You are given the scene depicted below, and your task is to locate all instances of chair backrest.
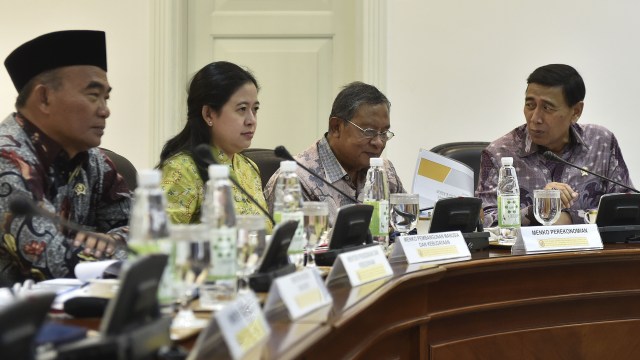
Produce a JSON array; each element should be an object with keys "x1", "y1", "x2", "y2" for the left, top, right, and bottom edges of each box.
[
  {"x1": 241, "y1": 148, "x2": 282, "y2": 189},
  {"x1": 101, "y1": 148, "x2": 138, "y2": 190},
  {"x1": 0, "y1": 292, "x2": 56, "y2": 360},
  {"x1": 430, "y1": 142, "x2": 489, "y2": 189}
]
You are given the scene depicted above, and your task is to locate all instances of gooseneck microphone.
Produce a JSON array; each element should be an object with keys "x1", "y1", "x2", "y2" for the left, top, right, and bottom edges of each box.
[
  {"x1": 9, "y1": 197, "x2": 124, "y2": 251},
  {"x1": 542, "y1": 150, "x2": 639, "y2": 193},
  {"x1": 274, "y1": 145, "x2": 359, "y2": 204},
  {"x1": 11, "y1": 197, "x2": 100, "y2": 234},
  {"x1": 193, "y1": 144, "x2": 276, "y2": 225}
]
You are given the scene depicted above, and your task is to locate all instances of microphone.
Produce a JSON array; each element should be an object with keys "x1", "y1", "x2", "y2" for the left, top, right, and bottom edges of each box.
[
  {"x1": 193, "y1": 144, "x2": 275, "y2": 225},
  {"x1": 11, "y1": 197, "x2": 100, "y2": 234},
  {"x1": 274, "y1": 146, "x2": 360, "y2": 204},
  {"x1": 542, "y1": 151, "x2": 639, "y2": 193},
  {"x1": 9, "y1": 197, "x2": 125, "y2": 252}
]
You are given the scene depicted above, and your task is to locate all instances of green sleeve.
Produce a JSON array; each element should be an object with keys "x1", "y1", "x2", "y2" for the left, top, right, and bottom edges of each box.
[{"x1": 160, "y1": 154, "x2": 204, "y2": 224}]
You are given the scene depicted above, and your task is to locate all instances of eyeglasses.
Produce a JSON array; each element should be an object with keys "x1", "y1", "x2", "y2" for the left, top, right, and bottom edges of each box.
[{"x1": 344, "y1": 119, "x2": 395, "y2": 142}]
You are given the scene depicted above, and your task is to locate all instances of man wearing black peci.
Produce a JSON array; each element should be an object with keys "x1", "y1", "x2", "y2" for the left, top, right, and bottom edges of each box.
[{"x1": 0, "y1": 30, "x2": 130, "y2": 286}]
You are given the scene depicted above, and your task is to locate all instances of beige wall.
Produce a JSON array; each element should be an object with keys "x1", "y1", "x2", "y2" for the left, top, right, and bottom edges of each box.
[
  {"x1": 0, "y1": 0, "x2": 151, "y2": 170},
  {"x1": 386, "y1": 0, "x2": 640, "y2": 189}
]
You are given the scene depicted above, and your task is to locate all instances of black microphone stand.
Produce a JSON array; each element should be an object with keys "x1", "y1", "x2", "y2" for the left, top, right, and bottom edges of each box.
[
  {"x1": 274, "y1": 146, "x2": 360, "y2": 204},
  {"x1": 193, "y1": 144, "x2": 276, "y2": 226},
  {"x1": 9, "y1": 197, "x2": 130, "y2": 255},
  {"x1": 543, "y1": 151, "x2": 639, "y2": 193}
]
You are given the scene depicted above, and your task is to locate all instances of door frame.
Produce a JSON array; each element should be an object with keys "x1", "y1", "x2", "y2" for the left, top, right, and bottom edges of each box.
[{"x1": 148, "y1": 0, "x2": 387, "y2": 166}]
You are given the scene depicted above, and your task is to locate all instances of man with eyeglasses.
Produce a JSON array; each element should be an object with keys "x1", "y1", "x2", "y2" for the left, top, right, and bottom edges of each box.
[{"x1": 264, "y1": 81, "x2": 405, "y2": 226}]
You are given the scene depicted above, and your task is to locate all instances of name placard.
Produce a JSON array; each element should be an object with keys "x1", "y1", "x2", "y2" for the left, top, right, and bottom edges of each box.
[
  {"x1": 326, "y1": 245, "x2": 393, "y2": 287},
  {"x1": 389, "y1": 232, "x2": 471, "y2": 264},
  {"x1": 263, "y1": 267, "x2": 332, "y2": 321},
  {"x1": 511, "y1": 224, "x2": 603, "y2": 254},
  {"x1": 211, "y1": 292, "x2": 270, "y2": 360}
]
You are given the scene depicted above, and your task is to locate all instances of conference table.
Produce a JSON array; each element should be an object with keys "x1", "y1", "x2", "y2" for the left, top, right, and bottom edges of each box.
[
  {"x1": 61, "y1": 243, "x2": 640, "y2": 359},
  {"x1": 260, "y1": 243, "x2": 640, "y2": 359}
]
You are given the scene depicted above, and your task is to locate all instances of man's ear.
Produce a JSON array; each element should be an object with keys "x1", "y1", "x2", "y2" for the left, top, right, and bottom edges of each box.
[
  {"x1": 328, "y1": 117, "x2": 343, "y2": 136},
  {"x1": 33, "y1": 84, "x2": 51, "y2": 113},
  {"x1": 571, "y1": 101, "x2": 584, "y2": 124}
]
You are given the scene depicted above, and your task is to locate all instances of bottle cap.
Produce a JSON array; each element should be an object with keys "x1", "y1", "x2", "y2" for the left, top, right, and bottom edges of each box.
[
  {"x1": 501, "y1": 157, "x2": 513, "y2": 166},
  {"x1": 137, "y1": 169, "x2": 161, "y2": 186},
  {"x1": 369, "y1": 157, "x2": 383, "y2": 167},
  {"x1": 208, "y1": 164, "x2": 229, "y2": 179},
  {"x1": 280, "y1": 160, "x2": 297, "y2": 172}
]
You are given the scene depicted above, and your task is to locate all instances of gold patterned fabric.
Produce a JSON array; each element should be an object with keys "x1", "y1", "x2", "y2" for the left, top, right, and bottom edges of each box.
[{"x1": 160, "y1": 146, "x2": 272, "y2": 232}]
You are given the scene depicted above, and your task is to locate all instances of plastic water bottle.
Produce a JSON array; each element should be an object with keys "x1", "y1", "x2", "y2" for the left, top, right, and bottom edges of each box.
[
  {"x1": 199, "y1": 164, "x2": 237, "y2": 310},
  {"x1": 127, "y1": 169, "x2": 174, "y2": 305},
  {"x1": 273, "y1": 160, "x2": 305, "y2": 267},
  {"x1": 497, "y1": 157, "x2": 520, "y2": 243},
  {"x1": 363, "y1": 157, "x2": 390, "y2": 249}
]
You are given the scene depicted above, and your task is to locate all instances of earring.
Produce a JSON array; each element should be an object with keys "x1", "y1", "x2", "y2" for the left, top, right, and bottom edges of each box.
[{"x1": 207, "y1": 121, "x2": 212, "y2": 126}]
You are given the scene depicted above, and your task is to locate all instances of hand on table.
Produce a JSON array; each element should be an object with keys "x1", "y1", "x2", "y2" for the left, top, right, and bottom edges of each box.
[{"x1": 73, "y1": 232, "x2": 117, "y2": 259}]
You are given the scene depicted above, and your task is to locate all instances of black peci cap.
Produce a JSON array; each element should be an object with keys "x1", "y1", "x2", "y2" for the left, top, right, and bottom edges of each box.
[{"x1": 4, "y1": 30, "x2": 107, "y2": 92}]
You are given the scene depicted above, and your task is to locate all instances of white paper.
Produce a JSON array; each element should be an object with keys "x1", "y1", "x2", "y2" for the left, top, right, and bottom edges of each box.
[
  {"x1": 50, "y1": 285, "x2": 91, "y2": 311},
  {"x1": 411, "y1": 149, "x2": 475, "y2": 209},
  {"x1": 38, "y1": 260, "x2": 121, "y2": 310},
  {"x1": 34, "y1": 278, "x2": 83, "y2": 289},
  {"x1": 74, "y1": 260, "x2": 120, "y2": 282}
]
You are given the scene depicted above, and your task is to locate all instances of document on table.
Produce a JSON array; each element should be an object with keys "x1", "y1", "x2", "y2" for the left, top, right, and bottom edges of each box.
[{"x1": 412, "y1": 149, "x2": 475, "y2": 209}]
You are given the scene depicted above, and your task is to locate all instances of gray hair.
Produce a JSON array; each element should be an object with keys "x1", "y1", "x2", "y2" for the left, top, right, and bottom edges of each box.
[
  {"x1": 329, "y1": 81, "x2": 390, "y2": 124},
  {"x1": 15, "y1": 68, "x2": 63, "y2": 109}
]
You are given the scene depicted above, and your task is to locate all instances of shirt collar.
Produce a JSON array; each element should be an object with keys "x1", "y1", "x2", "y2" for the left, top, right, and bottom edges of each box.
[
  {"x1": 210, "y1": 145, "x2": 232, "y2": 166},
  {"x1": 520, "y1": 123, "x2": 588, "y2": 158},
  {"x1": 15, "y1": 112, "x2": 88, "y2": 169},
  {"x1": 318, "y1": 135, "x2": 368, "y2": 184},
  {"x1": 208, "y1": 144, "x2": 252, "y2": 182},
  {"x1": 318, "y1": 135, "x2": 348, "y2": 183}
]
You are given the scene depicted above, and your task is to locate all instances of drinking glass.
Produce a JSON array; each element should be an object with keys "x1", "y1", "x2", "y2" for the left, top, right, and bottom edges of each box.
[
  {"x1": 302, "y1": 201, "x2": 329, "y2": 267},
  {"x1": 236, "y1": 215, "x2": 267, "y2": 292},
  {"x1": 390, "y1": 193, "x2": 420, "y2": 235},
  {"x1": 533, "y1": 189, "x2": 562, "y2": 226},
  {"x1": 171, "y1": 224, "x2": 208, "y2": 329}
]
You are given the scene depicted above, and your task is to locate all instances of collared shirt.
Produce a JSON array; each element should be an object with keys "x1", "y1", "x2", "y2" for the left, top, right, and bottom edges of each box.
[
  {"x1": 264, "y1": 135, "x2": 406, "y2": 227},
  {"x1": 0, "y1": 113, "x2": 131, "y2": 286},
  {"x1": 476, "y1": 123, "x2": 633, "y2": 227},
  {"x1": 160, "y1": 146, "x2": 272, "y2": 232}
]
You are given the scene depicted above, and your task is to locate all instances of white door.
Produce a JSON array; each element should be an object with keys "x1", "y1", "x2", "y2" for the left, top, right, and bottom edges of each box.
[{"x1": 186, "y1": 0, "x2": 358, "y2": 155}]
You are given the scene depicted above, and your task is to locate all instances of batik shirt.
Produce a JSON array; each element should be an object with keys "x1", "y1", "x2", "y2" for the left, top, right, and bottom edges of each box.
[
  {"x1": 264, "y1": 135, "x2": 406, "y2": 227},
  {"x1": 0, "y1": 113, "x2": 131, "y2": 286},
  {"x1": 160, "y1": 146, "x2": 272, "y2": 232},
  {"x1": 476, "y1": 123, "x2": 633, "y2": 227}
]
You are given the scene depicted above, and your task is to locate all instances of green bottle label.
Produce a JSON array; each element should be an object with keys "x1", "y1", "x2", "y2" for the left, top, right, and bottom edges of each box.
[
  {"x1": 364, "y1": 200, "x2": 390, "y2": 236},
  {"x1": 209, "y1": 227, "x2": 237, "y2": 281},
  {"x1": 498, "y1": 195, "x2": 521, "y2": 227}
]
